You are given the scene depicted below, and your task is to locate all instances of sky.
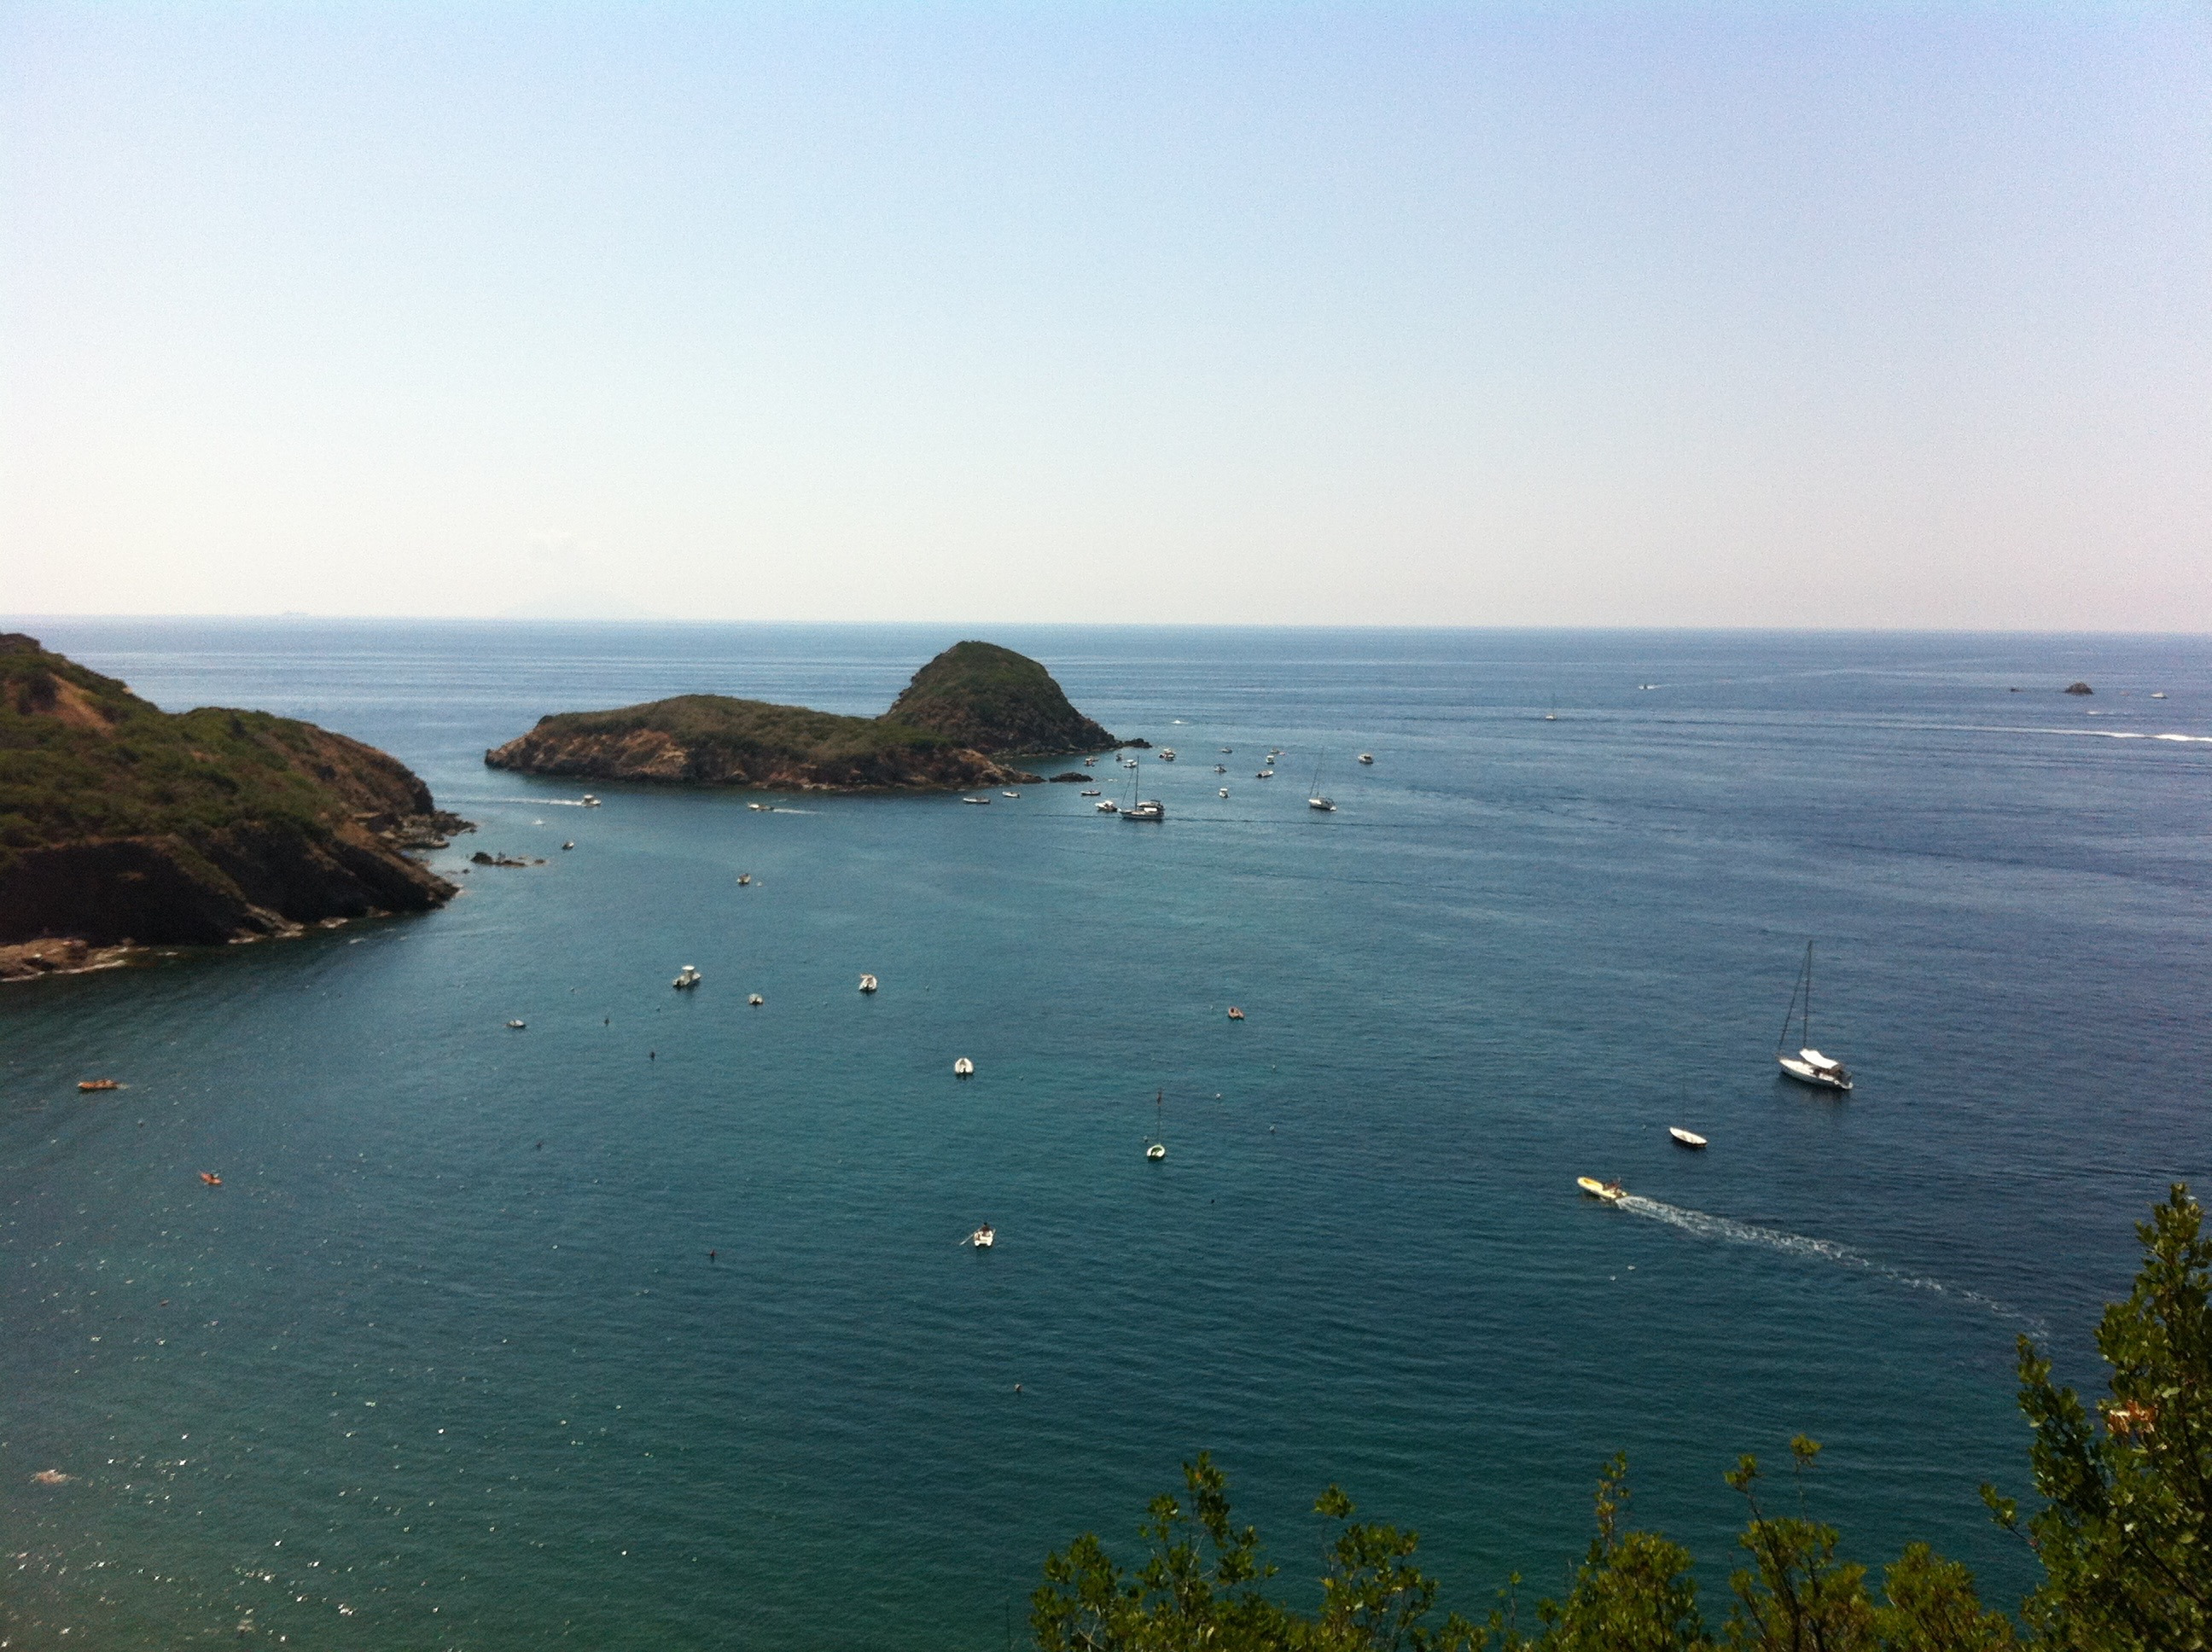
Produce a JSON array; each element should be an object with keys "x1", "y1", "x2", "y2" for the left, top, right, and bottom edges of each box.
[{"x1": 3, "y1": 3, "x2": 2207, "y2": 628}]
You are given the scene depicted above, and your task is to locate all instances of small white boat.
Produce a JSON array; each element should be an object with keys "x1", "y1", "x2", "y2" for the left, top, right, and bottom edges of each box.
[
  {"x1": 580, "y1": 794, "x2": 602, "y2": 807},
  {"x1": 1146, "y1": 1142, "x2": 1167, "y2": 1161},
  {"x1": 953, "y1": 1056, "x2": 975, "y2": 1077},
  {"x1": 969, "y1": 1224, "x2": 994, "y2": 1248},
  {"x1": 859, "y1": 974, "x2": 878, "y2": 994},
  {"x1": 1576, "y1": 1176, "x2": 1625, "y2": 1202},
  {"x1": 1213, "y1": 765, "x2": 1227, "y2": 774},
  {"x1": 1080, "y1": 788, "x2": 1102, "y2": 796},
  {"x1": 962, "y1": 796, "x2": 992, "y2": 805},
  {"x1": 1220, "y1": 747, "x2": 1233, "y2": 753},
  {"x1": 1219, "y1": 788, "x2": 1230, "y2": 798},
  {"x1": 1358, "y1": 753, "x2": 1374, "y2": 765},
  {"x1": 1095, "y1": 799, "x2": 1119, "y2": 813},
  {"x1": 562, "y1": 840, "x2": 575, "y2": 850},
  {"x1": 1307, "y1": 795, "x2": 1335, "y2": 811},
  {"x1": 1001, "y1": 790, "x2": 1021, "y2": 799},
  {"x1": 748, "y1": 993, "x2": 764, "y2": 1006},
  {"x1": 1255, "y1": 769, "x2": 1275, "y2": 780},
  {"x1": 1085, "y1": 756, "x2": 1098, "y2": 765},
  {"x1": 1226, "y1": 1006, "x2": 1244, "y2": 1021},
  {"x1": 505, "y1": 1019, "x2": 527, "y2": 1030},
  {"x1": 1159, "y1": 749, "x2": 1176, "y2": 761},
  {"x1": 748, "y1": 801, "x2": 765, "y2": 811},
  {"x1": 737, "y1": 874, "x2": 752, "y2": 886},
  {"x1": 2151, "y1": 692, "x2": 2168, "y2": 699},
  {"x1": 672, "y1": 964, "x2": 702, "y2": 990},
  {"x1": 1668, "y1": 1127, "x2": 1708, "y2": 1149}
]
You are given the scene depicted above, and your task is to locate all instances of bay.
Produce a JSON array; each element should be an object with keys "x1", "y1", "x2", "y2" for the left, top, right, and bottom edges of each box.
[{"x1": 3, "y1": 620, "x2": 2208, "y2": 1649}]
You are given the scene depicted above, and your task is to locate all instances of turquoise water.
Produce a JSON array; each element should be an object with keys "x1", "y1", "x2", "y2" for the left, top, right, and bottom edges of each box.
[{"x1": 4, "y1": 622, "x2": 2208, "y2": 1649}]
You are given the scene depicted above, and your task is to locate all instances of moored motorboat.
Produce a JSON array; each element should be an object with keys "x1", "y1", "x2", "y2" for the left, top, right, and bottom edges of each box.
[
  {"x1": 969, "y1": 1223, "x2": 994, "y2": 1248},
  {"x1": 1080, "y1": 788, "x2": 1102, "y2": 796},
  {"x1": 1095, "y1": 799, "x2": 1119, "y2": 813},
  {"x1": 1002, "y1": 790, "x2": 1020, "y2": 798},
  {"x1": 953, "y1": 1056, "x2": 975, "y2": 1077},
  {"x1": 1358, "y1": 753, "x2": 1374, "y2": 765},
  {"x1": 562, "y1": 840, "x2": 575, "y2": 850},
  {"x1": 1160, "y1": 749, "x2": 1176, "y2": 761},
  {"x1": 506, "y1": 1019, "x2": 527, "y2": 1029},
  {"x1": 1668, "y1": 1127, "x2": 1708, "y2": 1149},
  {"x1": 737, "y1": 873, "x2": 752, "y2": 885},
  {"x1": 962, "y1": 795, "x2": 992, "y2": 805},
  {"x1": 1576, "y1": 1176, "x2": 1626, "y2": 1202},
  {"x1": 672, "y1": 964, "x2": 702, "y2": 990},
  {"x1": 1226, "y1": 1006, "x2": 1244, "y2": 1021},
  {"x1": 1220, "y1": 788, "x2": 1230, "y2": 798},
  {"x1": 748, "y1": 993, "x2": 764, "y2": 1006},
  {"x1": 859, "y1": 974, "x2": 878, "y2": 994}
]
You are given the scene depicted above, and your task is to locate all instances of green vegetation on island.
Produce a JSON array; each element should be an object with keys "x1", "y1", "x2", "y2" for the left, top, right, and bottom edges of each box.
[
  {"x1": 484, "y1": 640, "x2": 1121, "y2": 790},
  {"x1": 0, "y1": 634, "x2": 466, "y2": 962},
  {"x1": 1033, "y1": 1184, "x2": 2209, "y2": 1652}
]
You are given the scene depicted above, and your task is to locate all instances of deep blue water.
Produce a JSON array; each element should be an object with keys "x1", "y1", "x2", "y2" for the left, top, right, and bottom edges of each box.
[{"x1": 3, "y1": 621, "x2": 2207, "y2": 1650}]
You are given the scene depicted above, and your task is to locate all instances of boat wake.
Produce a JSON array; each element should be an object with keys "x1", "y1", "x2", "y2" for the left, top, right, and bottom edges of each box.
[
  {"x1": 1614, "y1": 1195, "x2": 2046, "y2": 1337},
  {"x1": 1995, "y1": 725, "x2": 2212, "y2": 745}
]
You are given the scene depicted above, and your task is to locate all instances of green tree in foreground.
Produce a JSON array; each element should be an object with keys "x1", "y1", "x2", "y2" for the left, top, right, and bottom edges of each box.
[
  {"x1": 1988, "y1": 1182, "x2": 2210, "y2": 1651},
  {"x1": 1039, "y1": 1186, "x2": 2208, "y2": 1650}
]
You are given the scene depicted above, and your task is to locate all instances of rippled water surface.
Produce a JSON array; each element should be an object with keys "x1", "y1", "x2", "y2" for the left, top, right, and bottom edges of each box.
[{"x1": 3, "y1": 622, "x2": 2208, "y2": 1649}]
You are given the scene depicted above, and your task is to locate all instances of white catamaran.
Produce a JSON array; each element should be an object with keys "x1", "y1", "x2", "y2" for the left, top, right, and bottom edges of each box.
[{"x1": 1776, "y1": 941, "x2": 1853, "y2": 1092}]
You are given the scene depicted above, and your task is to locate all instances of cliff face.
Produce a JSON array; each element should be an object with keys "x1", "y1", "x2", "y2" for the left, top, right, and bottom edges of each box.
[
  {"x1": 485, "y1": 643, "x2": 1115, "y2": 790},
  {"x1": 881, "y1": 642, "x2": 1118, "y2": 755},
  {"x1": 0, "y1": 635, "x2": 468, "y2": 951}
]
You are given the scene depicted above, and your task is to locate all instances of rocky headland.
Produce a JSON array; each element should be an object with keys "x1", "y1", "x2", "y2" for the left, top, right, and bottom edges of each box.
[
  {"x1": 484, "y1": 641, "x2": 1122, "y2": 791},
  {"x1": 0, "y1": 634, "x2": 469, "y2": 973}
]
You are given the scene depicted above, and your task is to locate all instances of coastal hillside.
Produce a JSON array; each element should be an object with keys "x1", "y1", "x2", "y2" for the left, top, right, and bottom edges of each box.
[
  {"x1": 0, "y1": 634, "x2": 467, "y2": 959},
  {"x1": 484, "y1": 641, "x2": 1119, "y2": 789}
]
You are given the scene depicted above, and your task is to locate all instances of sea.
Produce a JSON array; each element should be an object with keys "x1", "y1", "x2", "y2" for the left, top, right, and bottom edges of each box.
[{"x1": 3, "y1": 621, "x2": 2207, "y2": 1650}]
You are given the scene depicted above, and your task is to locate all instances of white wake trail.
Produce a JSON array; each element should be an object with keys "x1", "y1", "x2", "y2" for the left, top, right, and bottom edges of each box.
[{"x1": 1614, "y1": 1195, "x2": 2046, "y2": 1338}]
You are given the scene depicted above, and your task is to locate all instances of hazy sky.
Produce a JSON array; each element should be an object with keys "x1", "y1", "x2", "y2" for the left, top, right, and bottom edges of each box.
[{"x1": 3, "y1": 3, "x2": 2207, "y2": 627}]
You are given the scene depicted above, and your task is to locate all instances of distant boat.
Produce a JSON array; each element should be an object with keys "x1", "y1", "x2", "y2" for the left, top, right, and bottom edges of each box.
[
  {"x1": 1226, "y1": 1006, "x2": 1244, "y2": 1021},
  {"x1": 1255, "y1": 769, "x2": 1275, "y2": 780},
  {"x1": 962, "y1": 796, "x2": 992, "y2": 805},
  {"x1": 78, "y1": 1079, "x2": 120, "y2": 1092},
  {"x1": 672, "y1": 964, "x2": 702, "y2": 990},
  {"x1": 748, "y1": 993, "x2": 764, "y2": 1006},
  {"x1": 2152, "y1": 692, "x2": 2168, "y2": 699},
  {"x1": 1357, "y1": 753, "x2": 1374, "y2": 765},
  {"x1": 1213, "y1": 764, "x2": 1227, "y2": 774},
  {"x1": 1776, "y1": 941, "x2": 1853, "y2": 1092},
  {"x1": 859, "y1": 974, "x2": 878, "y2": 994},
  {"x1": 1668, "y1": 1127, "x2": 1708, "y2": 1149},
  {"x1": 1545, "y1": 695, "x2": 1557, "y2": 722},
  {"x1": 1146, "y1": 1089, "x2": 1167, "y2": 1160},
  {"x1": 1220, "y1": 747, "x2": 1233, "y2": 753},
  {"x1": 1576, "y1": 1176, "x2": 1625, "y2": 1202},
  {"x1": 1085, "y1": 756, "x2": 1098, "y2": 765},
  {"x1": 1219, "y1": 788, "x2": 1230, "y2": 798},
  {"x1": 1002, "y1": 790, "x2": 1021, "y2": 799},
  {"x1": 562, "y1": 840, "x2": 575, "y2": 851},
  {"x1": 968, "y1": 1223, "x2": 995, "y2": 1249},
  {"x1": 580, "y1": 794, "x2": 602, "y2": 807},
  {"x1": 1080, "y1": 788, "x2": 1102, "y2": 796},
  {"x1": 953, "y1": 1056, "x2": 975, "y2": 1077},
  {"x1": 1160, "y1": 748, "x2": 1177, "y2": 761},
  {"x1": 505, "y1": 1019, "x2": 527, "y2": 1029},
  {"x1": 1095, "y1": 799, "x2": 1119, "y2": 813},
  {"x1": 1122, "y1": 799, "x2": 1165, "y2": 822},
  {"x1": 200, "y1": 1172, "x2": 223, "y2": 1187},
  {"x1": 1307, "y1": 759, "x2": 1335, "y2": 811},
  {"x1": 737, "y1": 873, "x2": 752, "y2": 885}
]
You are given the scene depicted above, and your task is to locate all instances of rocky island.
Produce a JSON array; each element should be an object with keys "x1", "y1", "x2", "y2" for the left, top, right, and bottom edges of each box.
[
  {"x1": 0, "y1": 634, "x2": 469, "y2": 974},
  {"x1": 485, "y1": 640, "x2": 1122, "y2": 790}
]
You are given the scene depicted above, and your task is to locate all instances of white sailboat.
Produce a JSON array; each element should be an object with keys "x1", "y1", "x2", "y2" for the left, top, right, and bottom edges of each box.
[
  {"x1": 1307, "y1": 758, "x2": 1335, "y2": 811},
  {"x1": 1776, "y1": 941, "x2": 1853, "y2": 1092},
  {"x1": 1145, "y1": 1089, "x2": 1167, "y2": 1160}
]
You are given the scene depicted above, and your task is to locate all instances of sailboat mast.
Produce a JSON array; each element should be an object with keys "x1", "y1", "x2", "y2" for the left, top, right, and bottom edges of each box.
[{"x1": 1803, "y1": 941, "x2": 1814, "y2": 1050}]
